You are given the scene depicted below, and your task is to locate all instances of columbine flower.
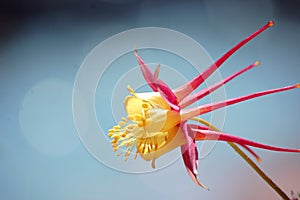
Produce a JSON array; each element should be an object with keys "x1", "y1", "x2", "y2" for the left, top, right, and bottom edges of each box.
[{"x1": 108, "y1": 21, "x2": 299, "y2": 189}]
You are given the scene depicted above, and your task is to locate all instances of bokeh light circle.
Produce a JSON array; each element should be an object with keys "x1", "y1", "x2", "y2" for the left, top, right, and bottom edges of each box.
[
  {"x1": 72, "y1": 27, "x2": 227, "y2": 173},
  {"x1": 20, "y1": 78, "x2": 79, "y2": 156}
]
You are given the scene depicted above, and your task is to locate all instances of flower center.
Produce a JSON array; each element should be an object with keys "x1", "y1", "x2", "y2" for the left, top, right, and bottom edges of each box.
[{"x1": 108, "y1": 100, "x2": 171, "y2": 161}]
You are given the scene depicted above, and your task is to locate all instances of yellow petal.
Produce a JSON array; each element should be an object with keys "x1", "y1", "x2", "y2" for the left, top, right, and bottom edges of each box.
[
  {"x1": 124, "y1": 96, "x2": 145, "y2": 115},
  {"x1": 139, "y1": 126, "x2": 186, "y2": 161},
  {"x1": 124, "y1": 92, "x2": 171, "y2": 115},
  {"x1": 145, "y1": 109, "x2": 181, "y2": 134},
  {"x1": 144, "y1": 109, "x2": 168, "y2": 136},
  {"x1": 135, "y1": 92, "x2": 170, "y2": 110},
  {"x1": 163, "y1": 110, "x2": 181, "y2": 131}
]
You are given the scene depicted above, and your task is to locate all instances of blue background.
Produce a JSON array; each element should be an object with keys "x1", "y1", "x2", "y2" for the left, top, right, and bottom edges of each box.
[{"x1": 1, "y1": 0, "x2": 299, "y2": 199}]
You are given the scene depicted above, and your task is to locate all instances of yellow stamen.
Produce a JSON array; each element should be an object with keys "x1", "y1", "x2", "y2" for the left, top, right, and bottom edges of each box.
[
  {"x1": 110, "y1": 139, "x2": 117, "y2": 144},
  {"x1": 137, "y1": 121, "x2": 144, "y2": 127},
  {"x1": 142, "y1": 103, "x2": 150, "y2": 110},
  {"x1": 127, "y1": 115, "x2": 134, "y2": 121},
  {"x1": 108, "y1": 132, "x2": 114, "y2": 137},
  {"x1": 113, "y1": 147, "x2": 118, "y2": 152},
  {"x1": 125, "y1": 142, "x2": 132, "y2": 147},
  {"x1": 114, "y1": 135, "x2": 120, "y2": 140},
  {"x1": 121, "y1": 132, "x2": 126, "y2": 137},
  {"x1": 127, "y1": 85, "x2": 135, "y2": 94},
  {"x1": 127, "y1": 125, "x2": 134, "y2": 129},
  {"x1": 108, "y1": 129, "x2": 115, "y2": 133},
  {"x1": 134, "y1": 114, "x2": 142, "y2": 120},
  {"x1": 125, "y1": 151, "x2": 131, "y2": 157},
  {"x1": 119, "y1": 121, "x2": 126, "y2": 126}
]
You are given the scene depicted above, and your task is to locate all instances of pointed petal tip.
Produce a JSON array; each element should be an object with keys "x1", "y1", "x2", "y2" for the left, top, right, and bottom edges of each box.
[
  {"x1": 296, "y1": 83, "x2": 300, "y2": 88},
  {"x1": 192, "y1": 175, "x2": 209, "y2": 190},
  {"x1": 154, "y1": 64, "x2": 161, "y2": 79},
  {"x1": 174, "y1": 21, "x2": 275, "y2": 101},
  {"x1": 198, "y1": 181, "x2": 210, "y2": 191},
  {"x1": 185, "y1": 166, "x2": 208, "y2": 189},
  {"x1": 257, "y1": 157, "x2": 261, "y2": 163},
  {"x1": 134, "y1": 49, "x2": 139, "y2": 58},
  {"x1": 151, "y1": 158, "x2": 156, "y2": 169},
  {"x1": 186, "y1": 167, "x2": 209, "y2": 190},
  {"x1": 254, "y1": 61, "x2": 260, "y2": 66}
]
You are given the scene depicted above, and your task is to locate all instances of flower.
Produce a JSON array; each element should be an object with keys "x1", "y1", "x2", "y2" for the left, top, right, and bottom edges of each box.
[{"x1": 108, "y1": 21, "x2": 299, "y2": 189}]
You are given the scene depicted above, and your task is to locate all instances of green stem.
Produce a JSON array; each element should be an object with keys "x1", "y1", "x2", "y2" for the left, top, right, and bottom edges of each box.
[{"x1": 192, "y1": 117, "x2": 290, "y2": 200}]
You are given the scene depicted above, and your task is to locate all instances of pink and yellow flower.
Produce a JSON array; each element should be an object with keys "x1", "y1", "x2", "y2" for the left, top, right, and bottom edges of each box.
[{"x1": 108, "y1": 21, "x2": 299, "y2": 190}]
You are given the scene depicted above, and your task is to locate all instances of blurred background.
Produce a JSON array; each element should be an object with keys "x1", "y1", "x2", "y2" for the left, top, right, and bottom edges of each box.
[{"x1": 0, "y1": 0, "x2": 299, "y2": 199}]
